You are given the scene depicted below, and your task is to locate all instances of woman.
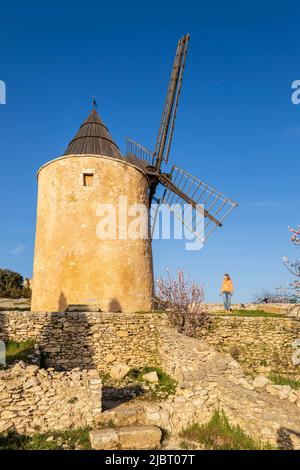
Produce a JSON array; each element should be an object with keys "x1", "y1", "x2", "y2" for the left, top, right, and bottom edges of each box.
[{"x1": 221, "y1": 273, "x2": 233, "y2": 312}]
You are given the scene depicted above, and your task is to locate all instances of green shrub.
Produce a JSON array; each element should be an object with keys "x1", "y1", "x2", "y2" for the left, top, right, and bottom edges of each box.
[
  {"x1": 5, "y1": 339, "x2": 36, "y2": 365},
  {"x1": 21, "y1": 286, "x2": 32, "y2": 299},
  {"x1": 0, "y1": 269, "x2": 31, "y2": 299}
]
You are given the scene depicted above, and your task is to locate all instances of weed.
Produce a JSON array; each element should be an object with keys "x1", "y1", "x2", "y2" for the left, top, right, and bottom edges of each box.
[
  {"x1": 0, "y1": 427, "x2": 91, "y2": 450},
  {"x1": 180, "y1": 409, "x2": 275, "y2": 450},
  {"x1": 268, "y1": 372, "x2": 300, "y2": 390}
]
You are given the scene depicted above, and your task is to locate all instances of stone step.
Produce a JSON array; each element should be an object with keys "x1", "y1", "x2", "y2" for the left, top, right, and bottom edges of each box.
[
  {"x1": 89, "y1": 425, "x2": 162, "y2": 450},
  {"x1": 99, "y1": 403, "x2": 146, "y2": 427},
  {"x1": 66, "y1": 304, "x2": 101, "y2": 312}
]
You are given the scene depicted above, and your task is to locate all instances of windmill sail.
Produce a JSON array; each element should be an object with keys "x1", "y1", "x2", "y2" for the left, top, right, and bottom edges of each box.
[
  {"x1": 149, "y1": 196, "x2": 161, "y2": 238},
  {"x1": 159, "y1": 165, "x2": 237, "y2": 241},
  {"x1": 126, "y1": 138, "x2": 156, "y2": 167},
  {"x1": 125, "y1": 34, "x2": 238, "y2": 244},
  {"x1": 154, "y1": 34, "x2": 190, "y2": 171}
]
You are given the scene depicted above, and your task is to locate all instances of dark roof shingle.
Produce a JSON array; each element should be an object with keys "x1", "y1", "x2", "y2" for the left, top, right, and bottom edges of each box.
[{"x1": 63, "y1": 109, "x2": 122, "y2": 159}]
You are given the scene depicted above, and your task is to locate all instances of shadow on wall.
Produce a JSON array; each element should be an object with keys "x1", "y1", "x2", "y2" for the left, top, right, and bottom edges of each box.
[
  {"x1": 58, "y1": 291, "x2": 67, "y2": 312},
  {"x1": 0, "y1": 312, "x2": 9, "y2": 343},
  {"x1": 0, "y1": 312, "x2": 9, "y2": 368},
  {"x1": 108, "y1": 298, "x2": 122, "y2": 313},
  {"x1": 39, "y1": 291, "x2": 95, "y2": 371},
  {"x1": 277, "y1": 426, "x2": 300, "y2": 450}
]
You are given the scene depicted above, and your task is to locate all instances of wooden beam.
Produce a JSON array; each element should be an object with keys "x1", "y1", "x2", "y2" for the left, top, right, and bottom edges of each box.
[{"x1": 158, "y1": 174, "x2": 223, "y2": 227}]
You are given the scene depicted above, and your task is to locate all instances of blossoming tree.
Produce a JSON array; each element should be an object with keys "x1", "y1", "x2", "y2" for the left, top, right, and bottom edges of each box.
[
  {"x1": 156, "y1": 269, "x2": 209, "y2": 337},
  {"x1": 282, "y1": 226, "x2": 300, "y2": 295}
]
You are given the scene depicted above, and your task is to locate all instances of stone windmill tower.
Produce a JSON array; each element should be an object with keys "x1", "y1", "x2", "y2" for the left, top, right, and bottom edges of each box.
[
  {"x1": 31, "y1": 34, "x2": 237, "y2": 313},
  {"x1": 31, "y1": 109, "x2": 153, "y2": 313}
]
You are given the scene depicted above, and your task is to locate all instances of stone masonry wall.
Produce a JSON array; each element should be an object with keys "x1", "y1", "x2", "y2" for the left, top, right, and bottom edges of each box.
[
  {"x1": 197, "y1": 316, "x2": 300, "y2": 377},
  {"x1": 2, "y1": 310, "x2": 300, "y2": 447},
  {"x1": 0, "y1": 362, "x2": 102, "y2": 434},
  {"x1": 1, "y1": 311, "x2": 300, "y2": 377},
  {"x1": 0, "y1": 311, "x2": 168, "y2": 372}
]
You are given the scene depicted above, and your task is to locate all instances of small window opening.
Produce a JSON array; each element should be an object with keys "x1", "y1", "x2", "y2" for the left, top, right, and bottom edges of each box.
[{"x1": 83, "y1": 173, "x2": 94, "y2": 187}]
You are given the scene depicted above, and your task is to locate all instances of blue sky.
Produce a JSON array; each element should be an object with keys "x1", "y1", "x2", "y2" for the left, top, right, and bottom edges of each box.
[{"x1": 0, "y1": 0, "x2": 299, "y2": 302}]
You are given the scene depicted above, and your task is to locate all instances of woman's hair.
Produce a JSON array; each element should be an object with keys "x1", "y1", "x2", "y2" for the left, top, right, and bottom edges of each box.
[{"x1": 224, "y1": 273, "x2": 230, "y2": 279}]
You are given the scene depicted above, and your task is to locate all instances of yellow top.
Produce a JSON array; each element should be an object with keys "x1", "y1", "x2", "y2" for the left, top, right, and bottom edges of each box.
[{"x1": 221, "y1": 279, "x2": 233, "y2": 293}]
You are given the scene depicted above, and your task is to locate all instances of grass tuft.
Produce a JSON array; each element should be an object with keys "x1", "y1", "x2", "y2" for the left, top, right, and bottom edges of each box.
[
  {"x1": 268, "y1": 372, "x2": 300, "y2": 390},
  {"x1": 0, "y1": 427, "x2": 91, "y2": 450},
  {"x1": 127, "y1": 367, "x2": 177, "y2": 399},
  {"x1": 180, "y1": 409, "x2": 275, "y2": 450},
  {"x1": 213, "y1": 309, "x2": 282, "y2": 318},
  {"x1": 179, "y1": 440, "x2": 197, "y2": 449}
]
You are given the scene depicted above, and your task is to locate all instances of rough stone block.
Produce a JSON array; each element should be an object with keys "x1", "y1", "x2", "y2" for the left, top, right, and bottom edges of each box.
[
  {"x1": 89, "y1": 428, "x2": 119, "y2": 450},
  {"x1": 118, "y1": 425, "x2": 161, "y2": 450},
  {"x1": 110, "y1": 364, "x2": 131, "y2": 380},
  {"x1": 253, "y1": 375, "x2": 271, "y2": 388},
  {"x1": 142, "y1": 371, "x2": 159, "y2": 383},
  {"x1": 116, "y1": 330, "x2": 129, "y2": 337},
  {"x1": 89, "y1": 425, "x2": 161, "y2": 450},
  {"x1": 104, "y1": 354, "x2": 116, "y2": 363},
  {"x1": 266, "y1": 384, "x2": 280, "y2": 396}
]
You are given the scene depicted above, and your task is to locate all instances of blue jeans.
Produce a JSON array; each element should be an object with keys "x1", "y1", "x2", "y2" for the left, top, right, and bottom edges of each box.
[{"x1": 223, "y1": 292, "x2": 232, "y2": 311}]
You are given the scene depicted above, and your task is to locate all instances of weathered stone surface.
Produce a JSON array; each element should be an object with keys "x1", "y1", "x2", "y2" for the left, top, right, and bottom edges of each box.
[
  {"x1": 110, "y1": 364, "x2": 131, "y2": 380},
  {"x1": 89, "y1": 426, "x2": 161, "y2": 450},
  {"x1": 289, "y1": 392, "x2": 298, "y2": 403},
  {"x1": 0, "y1": 311, "x2": 168, "y2": 373},
  {"x1": 253, "y1": 375, "x2": 271, "y2": 388},
  {"x1": 142, "y1": 371, "x2": 159, "y2": 383},
  {"x1": 89, "y1": 428, "x2": 119, "y2": 450},
  {"x1": 118, "y1": 425, "x2": 161, "y2": 450},
  {"x1": 266, "y1": 385, "x2": 280, "y2": 396},
  {"x1": 67, "y1": 305, "x2": 101, "y2": 312},
  {"x1": 0, "y1": 363, "x2": 102, "y2": 434},
  {"x1": 116, "y1": 330, "x2": 129, "y2": 337},
  {"x1": 31, "y1": 155, "x2": 154, "y2": 313},
  {"x1": 197, "y1": 315, "x2": 300, "y2": 377},
  {"x1": 98, "y1": 404, "x2": 146, "y2": 428},
  {"x1": 157, "y1": 327, "x2": 300, "y2": 449},
  {"x1": 1, "y1": 309, "x2": 300, "y2": 449},
  {"x1": 104, "y1": 354, "x2": 116, "y2": 363}
]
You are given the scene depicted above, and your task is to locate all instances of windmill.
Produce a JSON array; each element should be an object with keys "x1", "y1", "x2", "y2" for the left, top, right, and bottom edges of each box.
[
  {"x1": 31, "y1": 34, "x2": 238, "y2": 313},
  {"x1": 126, "y1": 34, "x2": 237, "y2": 243}
]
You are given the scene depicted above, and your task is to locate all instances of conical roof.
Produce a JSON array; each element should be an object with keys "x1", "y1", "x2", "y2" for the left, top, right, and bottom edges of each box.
[{"x1": 63, "y1": 109, "x2": 122, "y2": 159}]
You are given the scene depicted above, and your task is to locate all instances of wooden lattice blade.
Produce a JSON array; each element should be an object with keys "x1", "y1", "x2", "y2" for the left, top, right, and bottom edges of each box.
[
  {"x1": 158, "y1": 165, "x2": 238, "y2": 241},
  {"x1": 154, "y1": 34, "x2": 190, "y2": 171},
  {"x1": 126, "y1": 138, "x2": 156, "y2": 168}
]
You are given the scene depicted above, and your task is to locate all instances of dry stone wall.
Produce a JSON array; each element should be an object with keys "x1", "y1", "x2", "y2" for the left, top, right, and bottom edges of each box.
[
  {"x1": 1, "y1": 309, "x2": 300, "y2": 448},
  {"x1": 0, "y1": 311, "x2": 167, "y2": 372},
  {"x1": 0, "y1": 362, "x2": 102, "y2": 434},
  {"x1": 1, "y1": 311, "x2": 300, "y2": 377},
  {"x1": 197, "y1": 316, "x2": 300, "y2": 377}
]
